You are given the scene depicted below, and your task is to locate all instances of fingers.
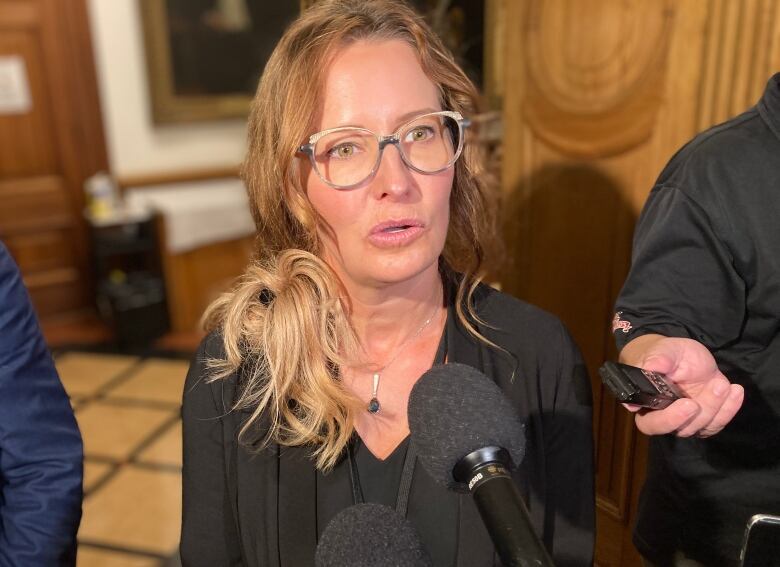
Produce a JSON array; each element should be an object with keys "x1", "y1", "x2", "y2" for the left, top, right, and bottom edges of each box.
[
  {"x1": 633, "y1": 398, "x2": 700, "y2": 435},
  {"x1": 618, "y1": 336, "x2": 745, "y2": 438},
  {"x1": 673, "y1": 377, "x2": 740, "y2": 437},
  {"x1": 694, "y1": 384, "x2": 744, "y2": 437},
  {"x1": 632, "y1": 380, "x2": 745, "y2": 437},
  {"x1": 637, "y1": 352, "x2": 678, "y2": 377}
]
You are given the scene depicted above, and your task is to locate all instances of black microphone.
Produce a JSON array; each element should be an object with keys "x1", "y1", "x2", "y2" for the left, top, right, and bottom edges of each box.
[
  {"x1": 315, "y1": 502, "x2": 433, "y2": 567},
  {"x1": 408, "y1": 363, "x2": 555, "y2": 567}
]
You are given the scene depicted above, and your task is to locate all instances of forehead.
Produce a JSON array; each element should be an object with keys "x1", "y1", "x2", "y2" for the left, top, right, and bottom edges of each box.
[{"x1": 315, "y1": 39, "x2": 442, "y2": 130}]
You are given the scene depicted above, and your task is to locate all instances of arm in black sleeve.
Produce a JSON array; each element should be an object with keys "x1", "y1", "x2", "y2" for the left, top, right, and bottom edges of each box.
[
  {"x1": 614, "y1": 184, "x2": 744, "y2": 351},
  {"x1": 181, "y1": 334, "x2": 244, "y2": 566},
  {"x1": 543, "y1": 321, "x2": 595, "y2": 567},
  {"x1": 0, "y1": 243, "x2": 83, "y2": 567}
]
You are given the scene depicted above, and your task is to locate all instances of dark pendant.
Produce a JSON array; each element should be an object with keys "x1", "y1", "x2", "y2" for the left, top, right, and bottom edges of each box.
[{"x1": 367, "y1": 398, "x2": 381, "y2": 414}]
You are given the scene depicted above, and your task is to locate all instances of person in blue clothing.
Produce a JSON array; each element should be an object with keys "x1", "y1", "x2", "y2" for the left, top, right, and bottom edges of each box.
[{"x1": 0, "y1": 241, "x2": 83, "y2": 566}]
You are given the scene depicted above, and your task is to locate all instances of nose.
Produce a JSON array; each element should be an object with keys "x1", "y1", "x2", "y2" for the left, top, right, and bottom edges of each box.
[{"x1": 371, "y1": 142, "x2": 415, "y2": 200}]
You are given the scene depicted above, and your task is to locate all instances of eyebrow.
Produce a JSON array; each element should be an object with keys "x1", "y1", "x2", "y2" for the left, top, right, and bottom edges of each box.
[{"x1": 325, "y1": 107, "x2": 442, "y2": 132}]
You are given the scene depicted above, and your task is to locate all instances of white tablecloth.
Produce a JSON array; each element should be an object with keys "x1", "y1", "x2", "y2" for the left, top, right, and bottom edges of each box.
[{"x1": 124, "y1": 178, "x2": 255, "y2": 253}]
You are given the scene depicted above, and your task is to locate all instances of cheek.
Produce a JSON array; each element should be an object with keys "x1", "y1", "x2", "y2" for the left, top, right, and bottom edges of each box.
[
  {"x1": 429, "y1": 172, "x2": 454, "y2": 223},
  {"x1": 305, "y1": 165, "x2": 337, "y2": 223},
  {"x1": 306, "y1": 177, "x2": 358, "y2": 240}
]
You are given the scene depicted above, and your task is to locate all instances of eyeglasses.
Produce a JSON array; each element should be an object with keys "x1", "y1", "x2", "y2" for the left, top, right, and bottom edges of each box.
[{"x1": 299, "y1": 110, "x2": 469, "y2": 190}]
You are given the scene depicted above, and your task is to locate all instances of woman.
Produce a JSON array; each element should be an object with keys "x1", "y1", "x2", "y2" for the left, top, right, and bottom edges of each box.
[{"x1": 181, "y1": 1, "x2": 594, "y2": 566}]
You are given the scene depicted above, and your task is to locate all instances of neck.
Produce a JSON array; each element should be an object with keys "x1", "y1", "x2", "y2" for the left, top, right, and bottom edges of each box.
[{"x1": 343, "y1": 266, "x2": 444, "y2": 361}]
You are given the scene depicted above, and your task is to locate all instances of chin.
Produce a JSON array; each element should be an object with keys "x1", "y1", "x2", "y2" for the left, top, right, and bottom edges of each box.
[{"x1": 364, "y1": 255, "x2": 441, "y2": 286}]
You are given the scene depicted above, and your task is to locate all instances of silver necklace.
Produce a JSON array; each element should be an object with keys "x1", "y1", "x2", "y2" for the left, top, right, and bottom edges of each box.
[{"x1": 366, "y1": 304, "x2": 440, "y2": 414}]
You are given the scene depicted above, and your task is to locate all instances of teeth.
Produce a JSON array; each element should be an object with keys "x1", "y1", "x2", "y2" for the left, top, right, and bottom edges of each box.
[{"x1": 385, "y1": 226, "x2": 406, "y2": 233}]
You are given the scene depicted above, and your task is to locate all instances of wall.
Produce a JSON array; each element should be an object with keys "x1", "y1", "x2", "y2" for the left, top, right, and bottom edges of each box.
[
  {"x1": 86, "y1": 0, "x2": 247, "y2": 179},
  {"x1": 498, "y1": 1, "x2": 780, "y2": 565}
]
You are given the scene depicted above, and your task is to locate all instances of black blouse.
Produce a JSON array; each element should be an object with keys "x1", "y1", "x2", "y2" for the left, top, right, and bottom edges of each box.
[
  {"x1": 181, "y1": 282, "x2": 595, "y2": 567},
  {"x1": 315, "y1": 331, "x2": 455, "y2": 566}
]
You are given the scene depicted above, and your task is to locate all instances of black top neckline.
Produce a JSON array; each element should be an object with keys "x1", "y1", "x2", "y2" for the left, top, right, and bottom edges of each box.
[{"x1": 356, "y1": 433, "x2": 410, "y2": 462}]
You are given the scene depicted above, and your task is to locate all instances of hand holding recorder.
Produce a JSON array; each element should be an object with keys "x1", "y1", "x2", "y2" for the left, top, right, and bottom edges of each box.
[
  {"x1": 599, "y1": 361, "x2": 684, "y2": 410},
  {"x1": 606, "y1": 334, "x2": 744, "y2": 438}
]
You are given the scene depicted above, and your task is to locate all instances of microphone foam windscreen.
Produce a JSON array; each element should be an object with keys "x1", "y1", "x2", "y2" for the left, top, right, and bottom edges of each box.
[
  {"x1": 408, "y1": 363, "x2": 526, "y2": 492},
  {"x1": 315, "y1": 503, "x2": 432, "y2": 567}
]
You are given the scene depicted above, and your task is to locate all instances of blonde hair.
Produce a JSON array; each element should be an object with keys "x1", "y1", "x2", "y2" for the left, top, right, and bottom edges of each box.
[{"x1": 203, "y1": 0, "x2": 497, "y2": 470}]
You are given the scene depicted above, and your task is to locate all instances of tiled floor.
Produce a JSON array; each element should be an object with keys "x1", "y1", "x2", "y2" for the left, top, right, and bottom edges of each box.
[{"x1": 55, "y1": 352, "x2": 189, "y2": 566}]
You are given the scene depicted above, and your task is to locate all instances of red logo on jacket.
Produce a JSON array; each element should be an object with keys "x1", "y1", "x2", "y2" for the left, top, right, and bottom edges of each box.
[{"x1": 612, "y1": 312, "x2": 632, "y2": 334}]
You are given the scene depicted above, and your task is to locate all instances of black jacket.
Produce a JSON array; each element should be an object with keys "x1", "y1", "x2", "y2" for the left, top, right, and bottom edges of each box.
[
  {"x1": 181, "y1": 282, "x2": 594, "y2": 566},
  {"x1": 614, "y1": 74, "x2": 780, "y2": 566}
]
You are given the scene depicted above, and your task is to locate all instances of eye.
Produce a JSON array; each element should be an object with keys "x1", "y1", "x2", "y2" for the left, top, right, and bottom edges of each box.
[
  {"x1": 327, "y1": 143, "x2": 360, "y2": 159},
  {"x1": 405, "y1": 126, "x2": 435, "y2": 143}
]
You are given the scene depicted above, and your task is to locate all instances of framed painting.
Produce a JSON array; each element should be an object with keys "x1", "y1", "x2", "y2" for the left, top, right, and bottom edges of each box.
[
  {"x1": 400, "y1": 0, "x2": 505, "y2": 107},
  {"x1": 140, "y1": 0, "x2": 309, "y2": 123},
  {"x1": 140, "y1": 0, "x2": 501, "y2": 123}
]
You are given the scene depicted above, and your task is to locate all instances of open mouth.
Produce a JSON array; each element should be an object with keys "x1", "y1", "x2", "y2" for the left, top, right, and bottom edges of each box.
[
  {"x1": 371, "y1": 219, "x2": 422, "y2": 234},
  {"x1": 369, "y1": 219, "x2": 425, "y2": 247},
  {"x1": 383, "y1": 224, "x2": 414, "y2": 233}
]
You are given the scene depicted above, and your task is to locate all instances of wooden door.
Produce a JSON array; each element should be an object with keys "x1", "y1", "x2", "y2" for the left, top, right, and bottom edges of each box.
[
  {"x1": 0, "y1": 0, "x2": 107, "y2": 319},
  {"x1": 497, "y1": 1, "x2": 780, "y2": 565}
]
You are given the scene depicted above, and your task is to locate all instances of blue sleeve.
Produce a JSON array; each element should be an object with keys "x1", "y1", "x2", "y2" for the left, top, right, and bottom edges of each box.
[{"x1": 0, "y1": 242, "x2": 83, "y2": 567}]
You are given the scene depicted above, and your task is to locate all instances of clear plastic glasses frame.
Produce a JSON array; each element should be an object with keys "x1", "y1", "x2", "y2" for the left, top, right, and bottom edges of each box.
[{"x1": 298, "y1": 110, "x2": 470, "y2": 190}]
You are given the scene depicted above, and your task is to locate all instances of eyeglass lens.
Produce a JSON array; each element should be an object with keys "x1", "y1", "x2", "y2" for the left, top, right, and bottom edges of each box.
[{"x1": 312, "y1": 114, "x2": 461, "y2": 188}]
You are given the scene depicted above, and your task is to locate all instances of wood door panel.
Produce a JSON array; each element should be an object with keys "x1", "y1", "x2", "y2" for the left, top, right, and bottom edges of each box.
[
  {"x1": 0, "y1": 32, "x2": 59, "y2": 177},
  {"x1": 25, "y1": 268, "x2": 84, "y2": 316},
  {"x1": 499, "y1": 1, "x2": 780, "y2": 565},
  {"x1": 522, "y1": 0, "x2": 673, "y2": 159},
  {"x1": 4, "y1": 229, "x2": 76, "y2": 272},
  {"x1": 696, "y1": 0, "x2": 780, "y2": 129},
  {"x1": 0, "y1": 175, "x2": 73, "y2": 231},
  {"x1": 0, "y1": 3, "x2": 38, "y2": 27},
  {"x1": 0, "y1": 0, "x2": 106, "y2": 319},
  {"x1": 502, "y1": 164, "x2": 626, "y2": 375}
]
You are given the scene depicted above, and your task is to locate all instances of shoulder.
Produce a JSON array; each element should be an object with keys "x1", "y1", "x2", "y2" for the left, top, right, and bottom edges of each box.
[
  {"x1": 656, "y1": 108, "x2": 778, "y2": 204},
  {"x1": 664, "y1": 108, "x2": 766, "y2": 173},
  {"x1": 199, "y1": 329, "x2": 228, "y2": 360},
  {"x1": 187, "y1": 330, "x2": 227, "y2": 382},
  {"x1": 0, "y1": 240, "x2": 17, "y2": 281},
  {"x1": 0, "y1": 242, "x2": 55, "y2": 370},
  {"x1": 468, "y1": 284, "x2": 592, "y2": 418},
  {"x1": 183, "y1": 331, "x2": 273, "y2": 452},
  {"x1": 469, "y1": 283, "x2": 582, "y2": 389},
  {"x1": 183, "y1": 330, "x2": 237, "y2": 418},
  {"x1": 471, "y1": 283, "x2": 573, "y2": 351},
  {"x1": 0, "y1": 242, "x2": 34, "y2": 334}
]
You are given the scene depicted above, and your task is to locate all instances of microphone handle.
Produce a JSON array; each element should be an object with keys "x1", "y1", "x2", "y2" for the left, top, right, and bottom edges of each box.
[{"x1": 470, "y1": 464, "x2": 555, "y2": 567}]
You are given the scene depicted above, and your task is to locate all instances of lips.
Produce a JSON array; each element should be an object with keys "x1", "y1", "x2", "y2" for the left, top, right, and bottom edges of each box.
[
  {"x1": 368, "y1": 218, "x2": 425, "y2": 247},
  {"x1": 371, "y1": 219, "x2": 423, "y2": 234}
]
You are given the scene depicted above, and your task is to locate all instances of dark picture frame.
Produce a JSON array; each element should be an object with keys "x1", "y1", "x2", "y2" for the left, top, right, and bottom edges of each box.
[
  {"x1": 140, "y1": 0, "x2": 310, "y2": 123},
  {"x1": 139, "y1": 0, "x2": 501, "y2": 124}
]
